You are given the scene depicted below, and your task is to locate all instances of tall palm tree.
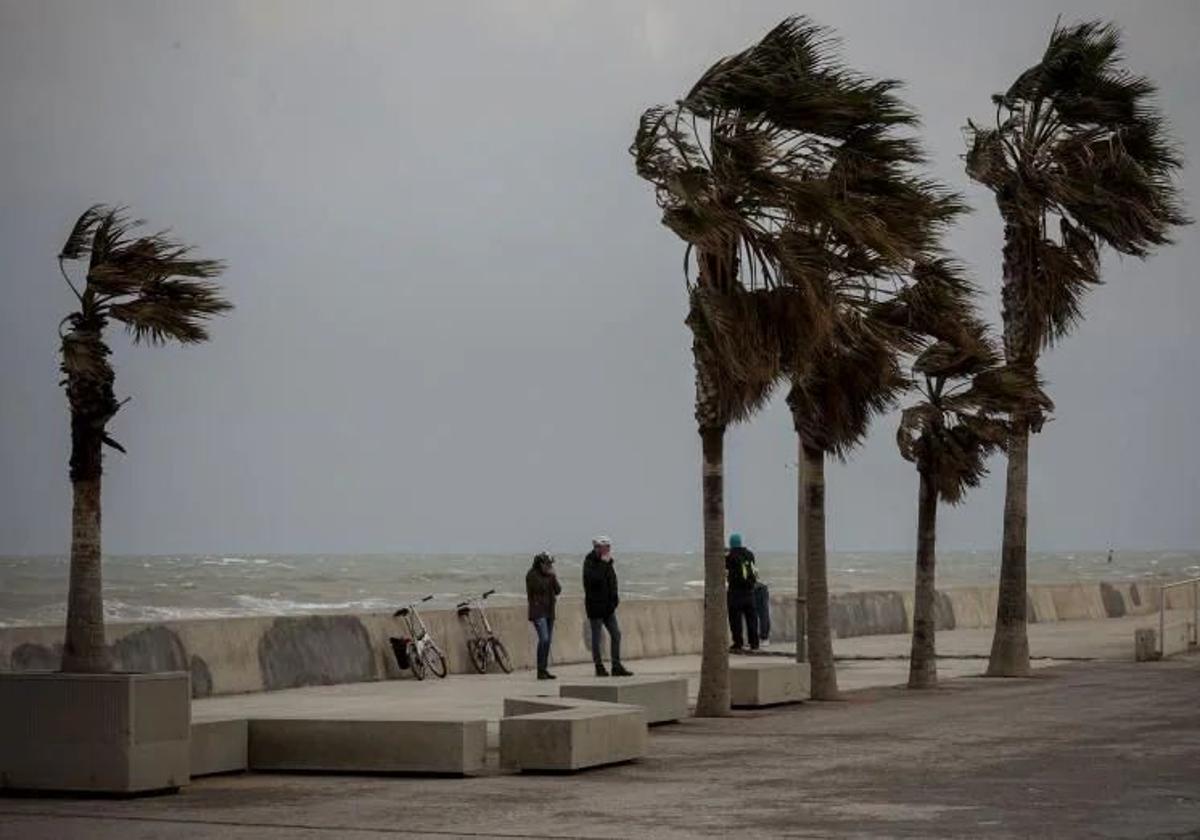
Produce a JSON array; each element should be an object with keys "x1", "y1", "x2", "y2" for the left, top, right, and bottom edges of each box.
[
  {"x1": 966, "y1": 20, "x2": 1188, "y2": 676},
  {"x1": 897, "y1": 313, "x2": 1050, "y2": 688},
  {"x1": 57, "y1": 205, "x2": 230, "y2": 672},
  {"x1": 759, "y1": 82, "x2": 966, "y2": 697},
  {"x1": 630, "y1": 17, "x2": 873, "y2": 715}
]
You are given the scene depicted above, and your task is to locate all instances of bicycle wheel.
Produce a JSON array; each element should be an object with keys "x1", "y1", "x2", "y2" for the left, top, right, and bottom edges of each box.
[
  {"x1": 467, "y1": 638, "x2": 488, "y2": 674},
  {"x1": 424, "y1": 643, "x2": 448, "y2": 679},
  {"x1": 490, "y1": 637, "x2": 513, "y2": 674},
  {"x1": 409, "y1": 641, "x2": 426, "y2": 681}
]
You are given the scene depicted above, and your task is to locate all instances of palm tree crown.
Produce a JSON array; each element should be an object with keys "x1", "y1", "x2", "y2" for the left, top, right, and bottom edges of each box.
[
  {"x1": 966, "y1": 19, "x2": 1189, "y2": 366},
  {"x1": 59, "y1": 205, "x2": 231, "y2": 476}
]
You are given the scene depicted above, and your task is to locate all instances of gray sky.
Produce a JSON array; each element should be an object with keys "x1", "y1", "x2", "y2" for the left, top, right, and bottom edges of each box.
[{"x1": 1, "y1": 0, "x2": 1197, "y2": 556}]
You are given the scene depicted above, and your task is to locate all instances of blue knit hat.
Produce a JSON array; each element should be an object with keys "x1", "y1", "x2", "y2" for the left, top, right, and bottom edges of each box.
[{"x1": 729, "y1": 533, "x2": 743, "y2": 548}]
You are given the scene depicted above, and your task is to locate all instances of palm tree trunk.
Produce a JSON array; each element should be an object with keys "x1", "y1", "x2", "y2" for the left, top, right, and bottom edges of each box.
[
  {"x1": 802, "y1": 442, "x2": 838, "y2": 700},
  {"x1": 908, "y1": 469, "x2": 939, "y2": 688},
  {"x1": 61, "y1": 424, "x2": 108, "y2": 673},
  {"x1": 695, "y1": 426, "x2": 730, "y2": 717},
  {"x1": 987, "y1": 417, "x2": 1032, "y2": 676},
  {"x1": 794, "y1": 434, "x2": 808, "y2": 663}
]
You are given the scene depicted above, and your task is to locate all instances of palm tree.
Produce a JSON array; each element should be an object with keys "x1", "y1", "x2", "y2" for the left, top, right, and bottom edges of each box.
[
  {"x1": 57, "y1": 205, "x2": 230, "y2": 672},
  {"x1": 966, "y1": 20, "x2": 1188, "y2": 676},
  {"x1": 897, "y1": 312, "x2": 1049, "y2": 688},
  {"x1": 756, "y1": 72, "x2": 966, "y2": 697},
  {"x1": 631, "y1": 17, "x2": 865, "y2": 715}
]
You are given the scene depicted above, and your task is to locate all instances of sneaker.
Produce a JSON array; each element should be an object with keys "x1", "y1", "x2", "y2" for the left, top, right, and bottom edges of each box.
[
  {"x1": 537, "y1": 670, "x2": 557, "y2": 680},
  {"x1": 761, "y1": 638, "x2": 771, "y2": 648},
  {"x1": 611, "y1": 664, "x2": 633, "y2": 677},
  {"x1": 729, "y1": 645, "x2": 744, "y2": 654},
  {"x1": 594, "y1": 665, "x2": 609, "y2": 677}
]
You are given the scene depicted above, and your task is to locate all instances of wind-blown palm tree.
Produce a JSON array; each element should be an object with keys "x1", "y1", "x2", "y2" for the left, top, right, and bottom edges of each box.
[
  {"x1": 631, "y1": 17, "x2": 865, "y2": 715},
  {"x1": 729, "y1": 43, "x2": 966, "y2": 697},
  {"x1": 897, "y1": 312, "x2": 1050, "y2": 688},
  {"x1": 58, "y1": 205, "x2": 230, "y2": 672},
  {"x1": 966, "y1": 20, "x2": 1188, "y2": 676}
]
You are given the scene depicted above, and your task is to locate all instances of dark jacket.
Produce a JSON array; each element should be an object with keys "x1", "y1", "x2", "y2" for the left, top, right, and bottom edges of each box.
[
  {"x1": 725, "y1": 546, "x2": 758, "y2": 595},
  {"x1": 582, "y1": 550, "x2": 619, "y2": 619},
  {"x1": 526, "y1": 560, "x2": 561, "y2": 621}
]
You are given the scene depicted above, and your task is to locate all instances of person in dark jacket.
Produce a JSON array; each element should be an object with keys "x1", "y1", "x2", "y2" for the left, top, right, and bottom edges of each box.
[
  {"x1": 526, "y1": 552, "x2": 561, "y2": 680},
  {"x1": 582, "y1": 536, "x2": 632, "y2": 677},
  {"x1": 726, "y1": 532, "x2": 759, "y2": 651},
  {"x1": 753, "y1": 580, "x2": 771, "y2": 647}
]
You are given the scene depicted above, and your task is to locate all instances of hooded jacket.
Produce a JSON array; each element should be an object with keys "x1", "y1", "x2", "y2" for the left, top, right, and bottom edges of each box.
[
  {"x1": 582, "y1": 550, "x2": 619, "y2": 619},
  {"x1": 526, "y1": 558, "x2": 561, "y2": 621}
]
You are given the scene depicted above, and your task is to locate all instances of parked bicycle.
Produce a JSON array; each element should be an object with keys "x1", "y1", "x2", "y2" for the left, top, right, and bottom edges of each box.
[
  {"x1": 456, "y1": 589, "x2": 513, "y2": 674},
  {"x1": 390, "y1": 595, "x2": 448, "y2": 680}
]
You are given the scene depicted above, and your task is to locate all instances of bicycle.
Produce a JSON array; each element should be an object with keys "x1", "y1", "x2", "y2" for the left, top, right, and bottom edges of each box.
[
  {"x1": 455, "y1": 589, "x2": 513, "y2": 674},
  {"x1": 391, "y1": 595, "x2": 448, "y2": 680}
]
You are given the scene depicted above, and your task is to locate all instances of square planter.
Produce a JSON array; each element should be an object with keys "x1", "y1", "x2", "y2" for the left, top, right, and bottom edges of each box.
[{"x1": 0, "y1": 671, "x2": 191, "y2": 794}]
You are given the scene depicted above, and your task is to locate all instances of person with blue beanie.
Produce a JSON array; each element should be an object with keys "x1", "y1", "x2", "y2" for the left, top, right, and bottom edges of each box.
[{"x1": 725, "y1": 532, "x2": 759, "y2": 651}]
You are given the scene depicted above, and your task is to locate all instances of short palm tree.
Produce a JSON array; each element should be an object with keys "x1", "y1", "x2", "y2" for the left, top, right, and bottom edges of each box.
[
  {"x1": 897, "y1": 311, "x2": 1049, "y2": 688},
  {"x1": 781, "y1": 260, "x2": 972, "y2": 697},
  {"x1": 57, "y1": 205, "x2": 230, "y2": 672},
  {"x1": 966, "y1": 20, "x2": 1188, "y2": 676}
]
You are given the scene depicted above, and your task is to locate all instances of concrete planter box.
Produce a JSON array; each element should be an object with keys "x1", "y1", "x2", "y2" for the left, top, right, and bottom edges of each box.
[{"x1": 0, "y1": 671, "x2": 191, "y2": 794}]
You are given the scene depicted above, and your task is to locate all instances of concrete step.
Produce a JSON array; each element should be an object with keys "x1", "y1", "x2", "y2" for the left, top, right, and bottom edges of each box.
[
  {"x1": 558, "y1": 676, "x2": 688, "y2": 724},
  {"x1": 499, "y1": 695, "x2": 647, "y2": 772}
]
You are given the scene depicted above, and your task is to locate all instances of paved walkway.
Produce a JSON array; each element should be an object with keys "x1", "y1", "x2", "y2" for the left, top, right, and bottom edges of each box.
[
  {"x1": 3, "y1": 612, "x2": 1197, "y2": 839},
  {"x1": 190, "y1": 610, "x2": 1174, "y2": 731}
]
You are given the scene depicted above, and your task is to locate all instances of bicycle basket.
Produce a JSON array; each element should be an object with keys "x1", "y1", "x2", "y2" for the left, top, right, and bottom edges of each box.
[{"x1": 389, "y1": 636, "x2": 411, "y2": 669}]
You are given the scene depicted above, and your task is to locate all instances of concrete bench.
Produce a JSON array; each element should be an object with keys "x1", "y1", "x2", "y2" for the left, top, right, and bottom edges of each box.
[
  {"x1": 559, "y1": 676, "x2": 688, "y2": 724},
  {"x1": 190, "y1": 718, "x2": 248, "y2": 778},
  {"x1": 247, "y1": 717, "x2": 486, "y2": 776},
  {"x1": 731, "y1": 660, "x2": 809, "y2": 707},
  {"x1": 500, "y1": 696, "x2": 646, "y2": 772}
]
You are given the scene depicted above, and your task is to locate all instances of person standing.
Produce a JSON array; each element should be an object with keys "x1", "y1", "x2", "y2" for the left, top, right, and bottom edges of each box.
[
  {"x1": 754, "y1": 578, "x2": 771, "y2": 648},
  {"x1": 726, "y1": 533, "x2": 759, "y2": 652},
  {"x1": 583, "y1": 536, "x2": 632, "y2": 677},
  {"x1": 526, "y1": 552, "x2": 561, "y2": 680}
]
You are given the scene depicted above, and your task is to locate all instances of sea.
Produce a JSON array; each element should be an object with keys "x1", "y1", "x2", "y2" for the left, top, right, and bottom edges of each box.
[{"x1": 1, "y1": 549, "x2": 1197, "y2": 628}]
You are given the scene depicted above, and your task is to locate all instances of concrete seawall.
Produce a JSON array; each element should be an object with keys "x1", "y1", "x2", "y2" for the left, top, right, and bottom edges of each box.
[{"x1": 0, "y1": 580, "x2": 1183, "y2": 698}]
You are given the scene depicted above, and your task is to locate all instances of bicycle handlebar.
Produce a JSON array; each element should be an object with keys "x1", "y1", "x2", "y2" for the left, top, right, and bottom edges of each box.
[
  {"x1": 421, "y1": 595, "x2": 433, "y2": 602},
  {"x1": 482, "y1": 589, "x2": 495, "y2": 599}
]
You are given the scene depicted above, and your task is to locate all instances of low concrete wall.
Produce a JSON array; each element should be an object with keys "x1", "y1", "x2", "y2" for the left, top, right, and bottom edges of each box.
[{"x1": 0, "y1": 580, "x2": 1167, "y2": 698}]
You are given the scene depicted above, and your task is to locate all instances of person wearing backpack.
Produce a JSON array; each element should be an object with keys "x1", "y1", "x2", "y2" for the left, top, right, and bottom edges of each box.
[{"x1": 725, "y1": 532, "x2": 759, "y2": 652}]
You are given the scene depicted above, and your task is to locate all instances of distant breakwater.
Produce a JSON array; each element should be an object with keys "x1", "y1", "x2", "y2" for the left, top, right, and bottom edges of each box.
[{"x1": 0, "y1": 580, "x2": 1179, "y2": 699}]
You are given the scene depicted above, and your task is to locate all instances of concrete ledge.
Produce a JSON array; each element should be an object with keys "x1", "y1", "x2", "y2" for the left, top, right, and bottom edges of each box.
[
  {"x1": 559, "y1": 676, "x2": 688, "y2": 724},
  {"x1": 731, "y1": 660, "x2": 809, "y2": 707},
  {"x1": 190, "y1": 718, "x2": 248, "y2": 777},
  {"x1": 500, "y1": 696, "x2": 647, "y2": 772},
  {"x1": 247, "y1": 718, "x2": 486, "y2": 775}
]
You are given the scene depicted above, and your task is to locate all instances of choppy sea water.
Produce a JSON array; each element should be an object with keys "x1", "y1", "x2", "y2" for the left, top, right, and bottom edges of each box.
[{"x1": 1, "y1": 550, "x2": 1197, "y2": 628}]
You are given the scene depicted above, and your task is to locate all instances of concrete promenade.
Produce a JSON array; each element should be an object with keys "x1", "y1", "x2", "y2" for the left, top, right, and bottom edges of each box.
[{"x1": 4, "y1": 613, "x2": 1199, "y2": 838}]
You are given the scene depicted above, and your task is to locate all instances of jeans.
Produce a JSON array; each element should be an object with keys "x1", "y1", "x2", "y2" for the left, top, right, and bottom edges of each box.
[
  {"x1": 754, "y1": 583, "x2": 771, "y2": 641},
  {"x1": 728, "y1": 591, "x2": 759, "y2": 649},
  {"x1": 532, "y1": 617, "x2": 554, "y2": 672},
  {"x1": 589, "y1": 613, "x2": 622, "y2": 666}
]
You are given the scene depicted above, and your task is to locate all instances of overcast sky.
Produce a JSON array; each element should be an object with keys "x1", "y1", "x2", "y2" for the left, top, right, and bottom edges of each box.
[{"x1": 1, "y1": 0, "x2": 1197, "y2": 557}]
